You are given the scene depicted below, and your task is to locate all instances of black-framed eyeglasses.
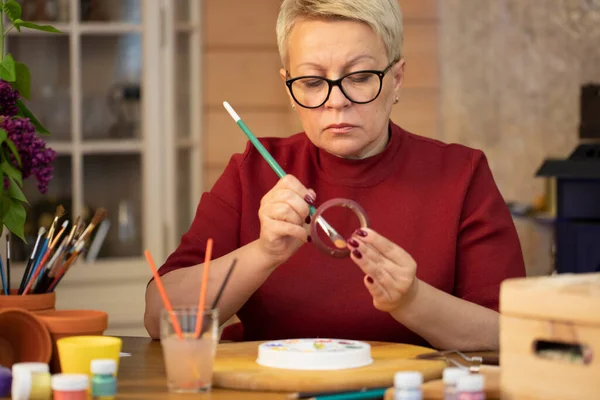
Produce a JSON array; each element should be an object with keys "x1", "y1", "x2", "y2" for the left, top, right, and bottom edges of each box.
[{"x1": 285, "y1": 59, "x2": 398, "y2": 109}]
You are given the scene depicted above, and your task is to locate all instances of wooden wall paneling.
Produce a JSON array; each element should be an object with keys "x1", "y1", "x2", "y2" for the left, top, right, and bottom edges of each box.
[
  {"x1": 401, "y1": 22, "x2": 439, "y2": 89},
  {"x1": 204, "y1": 51, "x2": 288, "y2": 108},
  {"x1": 205, "y1": 109, "x2": 293, "y2": 165},
  {"x1": 399, "y1": 0, "x2": 439, "y2": 21},
  {"x1": 390, "y1": 88, "x2": 440, "y2": 139},
  {"x1": 204, "y1": 0, "x2": 281, "y2": 48}
]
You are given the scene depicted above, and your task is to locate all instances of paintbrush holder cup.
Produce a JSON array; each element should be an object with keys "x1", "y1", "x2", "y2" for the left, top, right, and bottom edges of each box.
[
  {"x1": 35, "y1": 310, "x2": 108, "y2": 373},
  {"x1": 0, "y1": 308, "x2": 52, "y2": 368},
  {"x1": 0, "y1": 289, "x2": 56, "y2": 312}
]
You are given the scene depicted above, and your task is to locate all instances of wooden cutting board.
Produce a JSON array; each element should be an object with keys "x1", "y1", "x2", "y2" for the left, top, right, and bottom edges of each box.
[{"x1": 213, "y1": 341, "x2": 446, "y2": 392}]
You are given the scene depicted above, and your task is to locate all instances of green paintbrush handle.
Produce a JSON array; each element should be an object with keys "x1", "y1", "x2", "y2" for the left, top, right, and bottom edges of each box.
[
  {"x1": 236, "y1": 119, "x2": 317, "y2": 216},
  {"x1": 236, "y1": 120, "x2": 287, "y2": 179}
]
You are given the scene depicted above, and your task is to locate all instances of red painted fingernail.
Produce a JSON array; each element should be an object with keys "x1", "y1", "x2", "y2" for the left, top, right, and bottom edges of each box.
[
  {"x1": 307, "y1": 235, "x2": 312, "y2": 242},
  {"x1": 304, "y1": 194, "x2": 315, "y2": 205},
  {"x1": 305, "y1": 215, "x2": 311, "y2": 224},
  {"x1": 355, "y1": 229, "x2": 367, "y2": 237},
  {"x1": 352, "y1": 249, "x2": 362, "y2": 259},
  {"x1": 347, "y1": 238, "x2": 359, "y2": 248},
  {"x1": 366, "y1": 276, "x2": 374, "y2": 284}
]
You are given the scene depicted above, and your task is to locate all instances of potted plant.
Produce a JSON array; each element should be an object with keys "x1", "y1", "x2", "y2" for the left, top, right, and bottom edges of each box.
[{"x1": 0, "y1": 0, "x2": 58, "y2": 242}]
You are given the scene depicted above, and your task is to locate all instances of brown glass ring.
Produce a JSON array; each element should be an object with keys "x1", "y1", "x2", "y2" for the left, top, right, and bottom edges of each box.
[{"x1": 309, "y1": 198, "x2": 370, "y2": 258}]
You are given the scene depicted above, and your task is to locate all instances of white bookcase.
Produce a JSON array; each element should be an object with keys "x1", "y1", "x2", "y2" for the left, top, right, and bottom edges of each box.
[{"x1": 5, "y1": 0, "x2": 202, "y2": 336}]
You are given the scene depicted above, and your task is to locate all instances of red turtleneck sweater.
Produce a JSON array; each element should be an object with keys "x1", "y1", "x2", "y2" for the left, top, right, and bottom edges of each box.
[{"x1": 157, "y1": 121, "x2": 525, "y2": 345}]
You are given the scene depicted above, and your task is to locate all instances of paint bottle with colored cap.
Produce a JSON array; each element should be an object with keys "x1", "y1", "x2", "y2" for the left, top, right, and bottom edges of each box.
[
  {"x1": 456, "y1": 374, "x2": 485, "y2": 400},
  {"x1": 90, "y1": 359, "x2": 117, "y2": 400},
  {"x1": 0, "y1": 366, "x2": 11, "y2": 398},
  {"x1": 11, "y1": 362, "x2": 52, "y2": 400},
  {"x1": 51, "y1": 374, "x2": 89, "y2": 400},
  {"x1": 394, "y1": 371, "x2": 423, "y2": 400},
  {"x1": 443, "y1": 367, "x2": 469, "y2": 400}
]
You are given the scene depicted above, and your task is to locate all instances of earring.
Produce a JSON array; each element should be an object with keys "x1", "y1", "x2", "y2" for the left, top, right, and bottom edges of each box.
[
  {"x1": 394, "y1": 96, "x2": 399, "y2": 104},
  {"x1": 291, "y1": 103, "x2": 296, "y2": 110}
]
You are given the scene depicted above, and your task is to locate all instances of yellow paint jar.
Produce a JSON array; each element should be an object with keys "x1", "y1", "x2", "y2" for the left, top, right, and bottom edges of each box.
[{"x1": 11, "y1": 362, "x2": 52, "y2": 400}]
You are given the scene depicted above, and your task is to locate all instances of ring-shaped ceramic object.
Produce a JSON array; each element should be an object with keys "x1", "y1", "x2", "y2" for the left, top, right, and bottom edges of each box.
[{"x1": 310, "y1": 198, "x2": 369, "y2": 258}]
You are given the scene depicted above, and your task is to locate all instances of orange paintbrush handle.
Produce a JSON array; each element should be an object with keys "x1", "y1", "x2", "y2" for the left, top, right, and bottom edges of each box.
[
  {"x1": 194, "y1": 238, "x2": 213, "y2": 338},
  {"x1": 144, "y1": 250, "x2": 183, "y2": 340}
]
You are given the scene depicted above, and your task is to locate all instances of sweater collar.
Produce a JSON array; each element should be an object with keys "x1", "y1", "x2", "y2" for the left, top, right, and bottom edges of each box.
[{"x1": 309, "y1": 120, "x2": 405, "y2": 187}]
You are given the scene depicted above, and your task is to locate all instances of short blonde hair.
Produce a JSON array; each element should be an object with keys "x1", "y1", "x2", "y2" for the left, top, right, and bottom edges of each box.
[{"x1": 276, "y1": 0, "x2": 403, "y2": 67}]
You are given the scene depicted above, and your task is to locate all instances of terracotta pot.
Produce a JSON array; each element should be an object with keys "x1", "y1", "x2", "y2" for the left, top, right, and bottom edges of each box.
[
  {"x1": 0, "y1": 308, "x2": 52, "y2": 368},
  {"x1": 0, "y1": 289, "x2": 56, "y2": 312},
  {"x1": 35, "y1": 310, "x2": 108, "y2": 373}
]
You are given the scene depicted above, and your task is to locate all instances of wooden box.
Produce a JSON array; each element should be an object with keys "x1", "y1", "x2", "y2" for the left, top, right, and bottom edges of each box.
[{"x1": 499, "y1": 272, "x2": 600, "y2": 400}]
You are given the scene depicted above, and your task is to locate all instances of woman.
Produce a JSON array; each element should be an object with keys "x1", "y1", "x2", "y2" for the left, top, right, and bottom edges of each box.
[{"x1": 144, "y1": 0, "x2": 525, "y2": 351}]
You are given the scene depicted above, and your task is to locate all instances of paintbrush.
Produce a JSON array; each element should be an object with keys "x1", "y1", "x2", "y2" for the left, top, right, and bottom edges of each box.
[
  {"x1": 31, "y1": 205, "x2": 66, "y2": 290},
  {"x1": 35, "y1": 235, "x2": 71, "y2": 293},
  {"x1": 211, "y1": 258, "x2": 237, "y2": 310},
  {"x1": 66, "y1": 216, "x2": 80, "y2": 245},
  {"x1": 46, "y1": 205, "x2": 66, "y2": 245},
  {"x1": 18, "y1": 227, "x2": 45, "y2": 294},
  {"x1": 47, "y1": 241, "x2": 85, "y2": 292},
  {"x1": 0, "y1": 250, "x2": 6, "y2": 295},
  {"x1": 197, "y1": 258, "x2": 237, "y2": 337},
  {"x1": 223, "y1": 101, "x2": 346, "y2": 249},
  {"x1": 5, "y1": 235, "x2": 10, "y2": 295},
  {"x1": 74, "y1": 208, "x2": 107, "y2": 248},
  {"x1": 50, "y1": 220, "x2": 69, "y2": 249}
]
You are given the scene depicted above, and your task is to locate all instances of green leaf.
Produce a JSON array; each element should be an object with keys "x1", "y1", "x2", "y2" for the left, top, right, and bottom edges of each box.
[
  {"x1": 1, "y1": 160, "x2": 22, "y2": 187},
  {"x1": 7, "y1": 177, "x2": 27, "y2": 204},
  {"x1": 5, "y1": 137, "x2": 21, "y2": 168},
  {"x1": 0, "y1": 128, "x2": 6, "y2": 144},
  {"x1": 0, "y1": 54, "x2": 16, "y2": 82},
  {"x1": 0, "y1": 194, "x2": 11, "y2": 220},
  {"x1": 16, "y1": 99, "x2": 50, "y2": 135},
  {"x1": 3, "y1": 198, "x2": 26, "y2": 242},
  {"x1": 11, "y1": 62, "x2": 30, "y2": 100},
  {"x1": 2, "y1": 0, "x2": 22, "y2": 23},
  {"x1": 15, "y1": 21, "x2": 61, "y2": 33}
]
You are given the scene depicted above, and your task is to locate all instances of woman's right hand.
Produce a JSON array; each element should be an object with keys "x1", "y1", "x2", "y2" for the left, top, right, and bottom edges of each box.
[{"x1": 257, "y1": 174, "x2": 315, "y2": 265}]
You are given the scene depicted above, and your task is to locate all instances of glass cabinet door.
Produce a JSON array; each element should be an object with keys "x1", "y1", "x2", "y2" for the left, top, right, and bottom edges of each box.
[
  {"x1": 3, "y1": 0, "x2": 202, "y2": 264},
  {"x1": 163, "y1": 0, "x2": 202, "y2": 254},
  {"x1": 80, "y1": 31, "x2": 143, "y2": 260}
]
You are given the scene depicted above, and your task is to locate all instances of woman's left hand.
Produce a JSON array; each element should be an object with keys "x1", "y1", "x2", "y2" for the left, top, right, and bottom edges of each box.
[{"x1": 347, "y1": 228, "x2": 418, "y2": 313}]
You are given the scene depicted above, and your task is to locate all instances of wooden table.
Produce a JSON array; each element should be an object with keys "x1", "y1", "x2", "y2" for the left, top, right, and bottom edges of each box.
[
  {"x1": 119, "y1": 337, "x2": 499, "y2": 399},
  {"x1": 117, "y1": 336, "x2": 290, "y2": 399},
  {"x1": 1, "y1": 336, "x2": 499, "y2": 399}
]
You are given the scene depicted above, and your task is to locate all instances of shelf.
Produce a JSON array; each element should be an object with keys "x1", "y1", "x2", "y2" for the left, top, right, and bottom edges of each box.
[
  {"x1": 6, "y1": 22, "x2": 70, "y2": 35},
  {"x1": 175, "y1": 137, "x2": 198, "y2": 149},
  {"x1": 9, "y1": 256, "x2": 150, "y2": 285},
  {"x1": 176, "y1": 23, "x2": 196, "y2": 33},
  {"x1": 79, "y1": 22, "x2": 142, "y2": 35},
  {"x1": 47, "y1": 139, "x2": 143, "y2": 155},
  {"x1": 6, "y1": 22, "x2": 143, "y2": 36}
]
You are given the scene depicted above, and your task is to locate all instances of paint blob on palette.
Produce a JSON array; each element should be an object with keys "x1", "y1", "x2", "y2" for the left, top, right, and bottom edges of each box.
[{"x1": 256, "y1": 339, "x2": 373, "y2": 370}]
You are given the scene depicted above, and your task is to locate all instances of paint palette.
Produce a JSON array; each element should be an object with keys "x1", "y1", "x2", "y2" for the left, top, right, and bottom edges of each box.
[{"x1": 256, "y1": 339, "x2": 373, "y2": 370}]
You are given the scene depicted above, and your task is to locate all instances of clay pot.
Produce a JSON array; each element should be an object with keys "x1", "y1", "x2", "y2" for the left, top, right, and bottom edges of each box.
[
  {"x1": 0, "y1": 289, "x2": 56, "y2": 313},
  {"x1": 35, "y1": 310, "x2": 108, "y2": 373},
  {"x1": 0, "y1": 308, "x2": 52, "y2": 368}
]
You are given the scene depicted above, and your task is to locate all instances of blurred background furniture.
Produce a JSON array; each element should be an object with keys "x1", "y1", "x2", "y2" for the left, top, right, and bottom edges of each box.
[{"x1": 5, "y1": 0, "x2": 202, "y2": 336}]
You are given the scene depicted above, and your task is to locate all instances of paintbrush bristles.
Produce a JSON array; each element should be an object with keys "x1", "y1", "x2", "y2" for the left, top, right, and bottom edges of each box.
[
  {"x1": 46, "y1": 204, "x2": 66, "y2": 241},
  {"x1": 76, "y1": 208, "x2": 107, "y2": 245},
  {"x1": 90, "y1": 208, "x2": 107, "y2": 227},
  {"x1": 66, "y1": 216, "x2": 80, "y2": 244}
]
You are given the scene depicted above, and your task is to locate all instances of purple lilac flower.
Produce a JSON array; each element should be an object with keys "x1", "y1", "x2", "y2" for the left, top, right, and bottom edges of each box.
[
  {"x1": 1, "y1": 116, "x2": 55, "y2": 193},
  {"x1": 0, "y1": 80, "x2": 19, "y2": 117}
]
